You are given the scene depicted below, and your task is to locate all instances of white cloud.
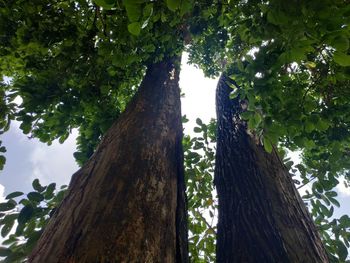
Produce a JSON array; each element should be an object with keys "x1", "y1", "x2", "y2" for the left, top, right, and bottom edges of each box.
[{"x1": 28, "y1": 130, "x2": 79, "y2": 187}]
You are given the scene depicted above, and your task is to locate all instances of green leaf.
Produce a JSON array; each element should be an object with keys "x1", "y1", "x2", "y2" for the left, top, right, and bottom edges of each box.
[
  {"x1": 93, "y1": 0, "x2": 115, "y2": 10},
  {"x1": 32, "y1": 179, "x2": 45, "y2": 192},
  {"x1": 128, "y1": 22, "x2": 141, "y2": 36},
  {"x1": 248, "y1": 117, "x2": 256, "y2": 130},
  {"x1": 336, "y1": 240, "x2": 348, "y2": 261},
  {"x1": 0, "y1": 155, "x2": 5, "y2": 170},
  {"x1": 1, "y1": 219, "x2": 14, "y2": 237},
  {"x1": 229, "y1": 90, "x2": 239, "y2": 99},
  {"x1": 18, "y1": 205, "x2": 34, "y2": 225},
  {"x1": 5, "y1": 192, "x2": 24, "y2": 199},
  {"x1": 194, "y1": 127, "x2": 202, "y2": 133},
  {"x1": 0, "y1": 247, "x2": 11, "y2": 257},
  {"x1": 253, "y1": 113, "x2": 262, "y2": 126},
  {"x1": 285, "y1": 160, "x2": 294, "y2": 170},
  {"x1": 289, "y1": 47, "x2": 307, "y2": 62},
  {"x1": 1, "y1": 213, "x2": 18, "y2": 227},
  {"x1": 104, "y1": 0, "x2": 115, "y2": 4},
  {"x1": 161, "y1": 12, "x2": 167, "y2": 22},
  {"x1": 263, "y1": 136, "x2": 273, "y2": 153},
  {"x1": 179, "y1": 0, "x2": 192, "y2": 16},
  {"x1": 320, "y1": 194, "x2": 330, "y2": 206},
  {"x1": 333, "y1": 51, "x2": 350, "y2": 67},
  {"x1": 319, "y1": 204, "x2": 330, "y2": 217},
  {"x1": 27, "y1": 192, "x2": 44, "y2": 203},
  {"x1": 316, "y1": 119, "x2": 330, "y2": 131},
  {"x1": 304, "y1": 139, "x2": 315, "y2": 148},
  {"x1": 240, "y1": 111, "x2": 253, "y2": 120},
  {"x1": 328, "y1": 196, "x2": 340, "y2": 207},
  {"x1": 305, "y1": 120, "x2": 315, "y2": 133},
  {"x1": 267, "y1": 10, "x2": 289, "y2": 25},
  {"x1": 166, "y1": 0, "x2": 180, "y2": 11},
  {"x1": 0, "y1": 201, "x2": 16, "y2": 212},
  {"x1": 58, "y1": 133, "x2": 69, "y2": 144},
  {"x1": 339, "y1": 215, "x2": 350, "y2": 227},
  {"x1": 144, "y1": 44, "x2": 156, "y2": 52},
  {"x1": 195, "y1": 118, "x2": 203, "y2": 126},
  {"x1": 15, "y1": 222, "x2": 25, "y2": 236},
  {"x1": 44, "y1": 183, "x2": 56, "y2": 200},
  {"x1": 143, "y1": 3, "x2": 153, "y2": 18},
  {"x1": 206, "y1": 228, "x2": 215, "y2": 235},
  {"x1": 325, "y1": 191, "x2": 337, "y2": 198},
  {"x1": 305, "y1": 61, "x2": 316, "y2": 69},
  {"x1": 331, "y1": 36, "x2": 349, "y2": 52},
  {"x1": 182, "y1": 115, "x2": 189, "y2": 123},
  {"x1": 123, "y1": 0, "x2": 143, "y2": 21},
  {"x1": 291, "y1": 135, "x2": 302, "y2": 151}
]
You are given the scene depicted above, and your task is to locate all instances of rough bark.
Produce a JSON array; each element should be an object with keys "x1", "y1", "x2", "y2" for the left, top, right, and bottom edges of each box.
[
  {"x1": 29, "y1": 57, "x2": 188, "y2": 263},
  {"x1": 215, "y1": 74, "x2": 329, "y2": 263}
]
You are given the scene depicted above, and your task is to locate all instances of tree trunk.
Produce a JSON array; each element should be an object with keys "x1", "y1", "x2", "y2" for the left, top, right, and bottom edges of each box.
[
  {"x1": 214, "y1": 74, "x2": 328, "y2": 263},
  {"x1": 29, "y1": 57, "x2": 188, "y2": 263}
]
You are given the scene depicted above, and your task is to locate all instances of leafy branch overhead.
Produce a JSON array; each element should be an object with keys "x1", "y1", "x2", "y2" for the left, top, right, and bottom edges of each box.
[
  {"x1": 0, "y1": 0, "x2": 192, "y2": 165},
  {"x1": 2, "y1": 0, "x2": 347, "y2": 168}
]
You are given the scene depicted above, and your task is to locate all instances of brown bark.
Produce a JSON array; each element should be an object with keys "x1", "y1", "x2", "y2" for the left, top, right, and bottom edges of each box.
[
  {"x1": 29, "y1": 57, "x2": 188, "y2": 263},
  {"x1": 215, "y1": 74, "x2": 329, "y2": 263}
]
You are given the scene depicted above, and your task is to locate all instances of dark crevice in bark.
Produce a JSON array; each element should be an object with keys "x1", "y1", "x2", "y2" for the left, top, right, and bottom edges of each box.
[
  {"x1": 215, "y1": 74, "x2": 328, "y2": 263},
  {"x1": 29, "y1": 57, "x2": 188, "y2": 263}
]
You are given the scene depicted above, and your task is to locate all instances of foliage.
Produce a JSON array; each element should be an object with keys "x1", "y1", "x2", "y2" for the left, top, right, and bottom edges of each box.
[
  {"x1": 183, "y1": 117, "x2": 217, "y2": 262},
  {"x1": 0, "y1": 0, "x2": 189, "y2": 165},
  {"x1": 2, "y1": 0, "x2": 346, "y2": 178},
  {"x1": 0, "y1": 79, "x2": 17, "y2": 170},
  {"x1": 0, "y1": 179, "x2": 67, "y2": 262}
]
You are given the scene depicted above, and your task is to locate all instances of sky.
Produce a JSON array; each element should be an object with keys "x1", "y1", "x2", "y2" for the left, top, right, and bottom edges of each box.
[{"x1": 0, "y1": 54, "x2": 349, "y2": 217}]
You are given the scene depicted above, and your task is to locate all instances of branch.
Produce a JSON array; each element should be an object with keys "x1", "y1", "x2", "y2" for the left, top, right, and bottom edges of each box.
[
  {"x1": 297, "y1": 176, "x2": 317, "y2": 190},
  {"x1": 195, "y1": 209, "x2": 216, "y2": 234}
]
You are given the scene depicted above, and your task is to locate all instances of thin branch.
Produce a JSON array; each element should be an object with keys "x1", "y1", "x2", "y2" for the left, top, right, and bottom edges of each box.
[
  {"x1": 297, "y1": 176, "x2": 317, "y2": 190},
  {"x1": 195, "y1": 209, "x2": 216, "y2": 234}
]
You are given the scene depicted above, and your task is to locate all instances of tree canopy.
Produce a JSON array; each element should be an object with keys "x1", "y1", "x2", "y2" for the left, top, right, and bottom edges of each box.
[{"x1": 0, "y1": 0, "x2": 349, "y2": 262}]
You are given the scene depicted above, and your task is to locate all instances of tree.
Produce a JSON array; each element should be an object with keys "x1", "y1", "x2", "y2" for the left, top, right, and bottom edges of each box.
[
  {"x1": 1, "y1": 1, "x2": 190, "y2": 261},
  {"x1": 215, "y1": 74, "x2": 328, "y2": 262},
  {"x1": 0, "y1": 0, "x2": 349, "y2": 262},
  {"x1": 28, "y1": 57, "x2": 189, "y2": 262},
  {"x1": 210, "y1": 0, "x2": 350, "y2": 261}
]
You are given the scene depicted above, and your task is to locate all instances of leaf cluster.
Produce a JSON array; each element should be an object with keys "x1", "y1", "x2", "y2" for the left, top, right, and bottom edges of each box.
[
  {"x1": 0, "y1": 0, "x2": 192, "y2": 166},
  {"x1": 0, "y1": 179, "x2": 67, "y2": 262},
  {"x1": 0, "y1": 79, "x2": 17, "y2": 170},
  {"x1": 183, "y1": 117, "x2": 217, "y2": 262}
]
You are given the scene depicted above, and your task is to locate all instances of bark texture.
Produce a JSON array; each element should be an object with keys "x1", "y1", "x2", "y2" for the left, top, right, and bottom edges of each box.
[
  {"x1": 215, "y1": 74, "x2": 329, "y2": 263},
  {"x1": 29, "y1": 57, "x2": 188, "y2": 263}
]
